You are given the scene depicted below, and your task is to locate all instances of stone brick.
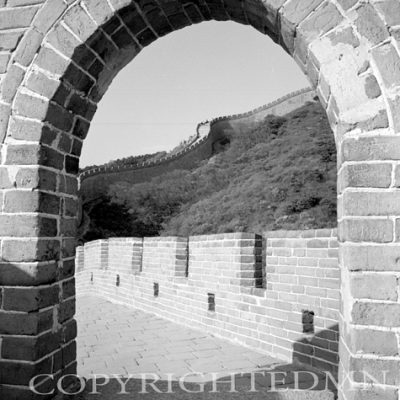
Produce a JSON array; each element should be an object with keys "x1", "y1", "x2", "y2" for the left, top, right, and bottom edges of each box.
[
  {"x1": 83, "y1": 0, "x2": 114, "y2": 25},
  {"x1": 351, "y1": 328, "x2": 399, "y2": 356},
  {"x1": 0, "y1": 356, "x2": 52, "y2": 385},
  {"x1": 15, "y1": 167, "x2": 58, "y2": 191},
  {"x1": 34, "y1": 45, "x2": 69, "y2": 75},
  {"x1": 0, "y1": 31, "x2": 23, "y2": 51},
  {"x1": 372, "y1": 43, "x2": 400, "y2": 90},
  {"x1": 0, "y1": 308, "x2": 53, "y2": 335},
  {"x1": 33, "y1": 0, "x2": 67, "y2": 34},
  {"x1": 46, "y1": 102, "x2": 74, "y2": 132},
  {"x1": 388, "y1": 95, "x2": 400, "y2": 134},
  {"x1": 351, "y1": 357, "x2": 400, "y2": 386},
  {"x1": 336, "y1": 0, "x2": 357, "y2": 10},
  {"x1": 364, "y1": 74, "x2": 381, "y2": 99},
  {"x1": 355, "y1": 3, "x2": 388, "y2": 45},
  {"x1": 339, "y1": 218, "x2": 393, "y2": 242},
  {"x1": 343, "y1": 191, "x2": 400, "y2": 216},
  {"x1": 4, "y1": 191, "x2": 61, "y2": 215},
  {"x1": 350, "y1": 274, "x2": 398, "y2": 301},
  {"x1": 0, "y1": 52, "x2": 11, "y2": 73},
  {"x1": 1, "y1": 239, "x2": 60, "y2": 262},
  {"x1": 13, "y1": 27, "x2": 44, "y2": 66},
  {"x1": 65, "y1": 155, "x2": 80, "y2": 174},
  {"x1": 58, "y1": 298, "x2": 76, "y2": 323},
  {"x1": 46, "y1": 22, "x2": 81, "y2": 59},
  {"x1": 375, "y1": 0, "x2": 400, "y2": 27},
  {"x1": 25, "y1": 69, "x2": 62, "y2": 100},
  {"x1": 61, "y1": 218, "x2": 77, "y2": 238},
  {"x1": 352, "y1": 302, "x2": 400, "y2": 327},
  {"x1": 0, "y1": 63, "x2": 25, "y2": 103},
  {"x1": 343, "y1": 136, "x2": 400, "y2": 161},
  {"x1": 339, "y1": 163, "x2": 392, "y2": 191},
  {"x1": 0, "y1": 102, "x2": 11, "y2": 143},
  {"x1": 0, "y1": 329, "x2": 62, "y2": 361},
  {"x1": 3, "y1": 284, "x2": 59, "y2": 312},
  {"x1": 9, "y1": 117, "x2": 55, "y2": 144},
  {"x1": 63, "y1": 5, "x2": 98, "y2": 42},
  {"x1": 342, "y1": 243, "x2": 400, "y2": 271},
  {"x1": 0, "y1": 6, "x2": 40, "y2": 30},
  {"x1": 62, "y1": 278, "x2": 76, "y2": 299},
  {"x1": 0, "y1": 262, "x2": 58, "y2": 286},
  {"x1": 5, "y1": 144, "x2": 64, "y2": 170},
  {"x1": 0, "y1": 215, "x2": 57, "y2": 237},
  {"x1": 14, "y1": 91, "x2": 49, "y2": 120},
  {"x1": 295, "y1": 2, "x2": 343, "y2": 63},
  {"x1": 58, "y1": 175, "x2": 78, "y2": 196}
]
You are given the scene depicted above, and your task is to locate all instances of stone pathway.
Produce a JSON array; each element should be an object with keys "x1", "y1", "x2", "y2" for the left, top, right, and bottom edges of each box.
[
  {"x1": 73, "y1": 295, "x2": 335, "y2": 399},
  {"x1": 76, "y1": 295, "x2": 281, "y2": 378}
]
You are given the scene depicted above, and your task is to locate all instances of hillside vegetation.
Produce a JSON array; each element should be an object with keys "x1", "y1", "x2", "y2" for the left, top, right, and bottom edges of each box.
[{"x1": 83, "y1": 101, "x2": 336, "y2": 241}]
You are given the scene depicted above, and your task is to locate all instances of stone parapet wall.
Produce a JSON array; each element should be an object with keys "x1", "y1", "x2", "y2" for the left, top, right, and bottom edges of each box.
[{"x1": 76, "y1": 229, "x2": 339, "y2": 375}]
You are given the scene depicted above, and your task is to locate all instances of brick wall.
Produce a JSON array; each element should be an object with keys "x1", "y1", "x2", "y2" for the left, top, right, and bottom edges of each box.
[{"x1": 76, "y1": 229, "x2": 339, "y2": 375}]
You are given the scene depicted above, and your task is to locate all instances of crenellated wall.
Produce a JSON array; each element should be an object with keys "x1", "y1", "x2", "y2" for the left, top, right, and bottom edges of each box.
[
  {"x1": 76, "y1": 229, "x2": 339, "y2": 375},
  {"x1": 79, "y1": 88, "x2": 316, "y2": 203}
]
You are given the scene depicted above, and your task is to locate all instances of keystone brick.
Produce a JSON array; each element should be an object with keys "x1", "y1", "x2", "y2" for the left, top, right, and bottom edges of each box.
[
  {"x1": 3, "y1": 284, "x2": 59, "y2": 312},
  {"x1": 350, "y1": 274, "x2": 398, "y2": 301},
  {"x1": 352, "y1": 302, "x2": 400, "y2": 327}
]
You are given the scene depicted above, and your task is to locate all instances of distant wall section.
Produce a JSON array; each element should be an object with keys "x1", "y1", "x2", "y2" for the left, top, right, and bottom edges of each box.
[{"x1": 79, "y1": 88, "x2": 316, "y2": 203}]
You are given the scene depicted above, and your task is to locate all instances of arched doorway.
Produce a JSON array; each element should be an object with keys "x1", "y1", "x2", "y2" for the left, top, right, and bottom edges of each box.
[{"x1": 0, "y1": 1, "x2": 399, "y2": 399}]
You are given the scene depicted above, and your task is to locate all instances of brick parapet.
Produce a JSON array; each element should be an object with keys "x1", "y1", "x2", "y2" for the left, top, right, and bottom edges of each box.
[{"x1": 76, "y1": 230, "x2": 340, "y2": 375}]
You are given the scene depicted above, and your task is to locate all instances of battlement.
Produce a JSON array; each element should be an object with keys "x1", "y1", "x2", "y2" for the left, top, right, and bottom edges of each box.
[{"x1": 76, "y1": 228, "x2": 339, "y2": 375}]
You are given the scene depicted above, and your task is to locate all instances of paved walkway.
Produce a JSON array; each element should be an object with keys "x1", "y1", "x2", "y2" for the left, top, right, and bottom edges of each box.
[{"x1": 73, "y1": 295, "x2": 335, "y2": 399}]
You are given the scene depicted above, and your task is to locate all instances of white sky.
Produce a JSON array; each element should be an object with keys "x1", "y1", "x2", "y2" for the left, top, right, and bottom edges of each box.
[{"x1": 80, "y1": 21, "x2": 309, "y2": 167}]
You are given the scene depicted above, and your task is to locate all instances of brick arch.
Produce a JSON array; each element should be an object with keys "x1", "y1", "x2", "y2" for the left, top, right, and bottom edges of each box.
[{"x1": 0, "y1": 1, "x2": 399, "y2": 399}]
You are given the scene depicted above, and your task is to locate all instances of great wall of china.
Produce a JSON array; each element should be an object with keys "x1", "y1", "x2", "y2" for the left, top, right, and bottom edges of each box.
[
  {"x1": 79, "y1": 88, "x2": 317, "y2": 203},
  {"x1": 1, "y1": 1, "x2": 399, "y2": 398}
]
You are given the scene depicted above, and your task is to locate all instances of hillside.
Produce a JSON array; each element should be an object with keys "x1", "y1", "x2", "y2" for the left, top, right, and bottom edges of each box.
[{"x1": 82, "y1": 101, "x2": 336, "y2": 241}]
